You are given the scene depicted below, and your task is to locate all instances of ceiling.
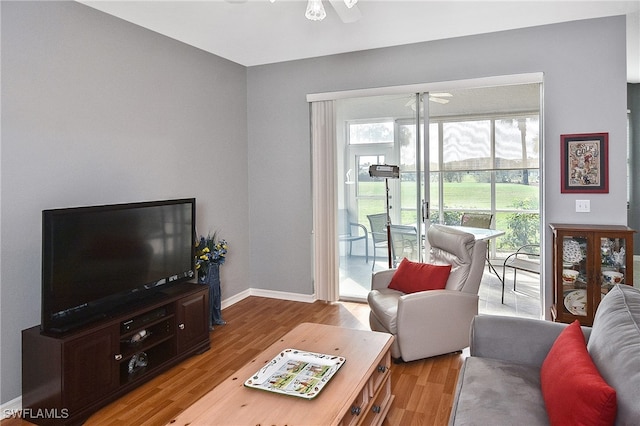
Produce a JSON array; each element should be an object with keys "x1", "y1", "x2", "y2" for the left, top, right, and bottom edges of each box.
[{"x1": 80, "y1": 1, "x2": 640, "y2": 82}]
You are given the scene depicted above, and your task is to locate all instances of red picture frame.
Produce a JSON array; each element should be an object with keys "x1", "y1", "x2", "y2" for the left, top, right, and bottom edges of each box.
[{"x1": 560, "y1": 133, "x2": 609, "y2": 193}]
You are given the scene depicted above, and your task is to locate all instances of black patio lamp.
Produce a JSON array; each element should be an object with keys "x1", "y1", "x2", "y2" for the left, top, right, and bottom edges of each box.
[{"x1": 369, "y1": 164, "x2": 400, "y2": 268}]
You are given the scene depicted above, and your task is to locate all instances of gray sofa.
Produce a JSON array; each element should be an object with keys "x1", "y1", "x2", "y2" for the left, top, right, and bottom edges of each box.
[{"x1": 449, "y1": 284, "x2": 640, "y2": 425}]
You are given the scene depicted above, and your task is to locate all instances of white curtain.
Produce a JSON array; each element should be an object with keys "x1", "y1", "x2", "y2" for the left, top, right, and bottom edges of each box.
[{"x1": 310, "y1": 100, "x2": 339, "y2": 302}]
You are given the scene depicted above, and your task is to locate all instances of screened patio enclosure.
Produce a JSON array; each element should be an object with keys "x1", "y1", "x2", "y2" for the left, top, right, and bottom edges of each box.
[{"x1": 335, "y1": 83, "x2": 542, "y2": 317}]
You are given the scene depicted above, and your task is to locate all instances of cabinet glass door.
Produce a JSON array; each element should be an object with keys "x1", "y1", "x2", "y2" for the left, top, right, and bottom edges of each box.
[
  {"x1": 561, "y1": 235, "x2": 589, "y2": 319},
  {"x1": 598, "y1": 235, "x2": 628, "y2": 302},
  {"x1": 552, "y1": 224, "x2": 634, "y2": 326}
]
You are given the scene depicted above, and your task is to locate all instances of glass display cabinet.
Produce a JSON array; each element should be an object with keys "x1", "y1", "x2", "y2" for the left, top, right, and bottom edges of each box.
[{"x1": 550, "y1": 224, "x2": 635, "y2": 326}]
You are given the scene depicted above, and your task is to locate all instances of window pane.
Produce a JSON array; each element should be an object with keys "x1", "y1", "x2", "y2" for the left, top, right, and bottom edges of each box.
[
  {"x1": 429, "y1": 123, "x2": 440, "y2": 172},
  {"x1": 495, "y1": 117, "x2": 539, "y2": 169},
  {"x1": 356, "y1": 154, "x2": 387, "y2": 228},
  {"x1": 442, "y1": 171, "x2": 491, "y2": 211},
  {"x1": 356, "y1": 155, "x2": 385, "y2": 196},
  {"x1": 494, "y1": 211, "x2": 540, "y2": 251},
  {"x1": 357, "y1": 199, "x2": 386, "y2": 227},
  {"x1": 398, "y1": 122, "x2": 418, "y2": 225},
  {"x1": 399, "y1": 122, "x2": 416, "y2": 173},
  {"x1": 496, "y1": 169, "x2": 540, "y2": 210},
  {"x1": 442, "y1": 121, "x2": 491, "y2": 170},
  {"x1": 349, "y1": 122, "x2": 394, "y2": 144},
  {"x1": 400, "y1": 179, "x2": 417, "y2": 224}
]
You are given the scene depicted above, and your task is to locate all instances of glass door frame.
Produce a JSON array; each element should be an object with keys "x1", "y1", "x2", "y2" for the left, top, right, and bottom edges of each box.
[{"x1": 310, "y1": 73, "x2": 545, "y2": 305}]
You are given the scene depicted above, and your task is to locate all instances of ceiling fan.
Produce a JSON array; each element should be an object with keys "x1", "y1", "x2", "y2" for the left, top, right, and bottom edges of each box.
[
  {"x1": 404, "y1": 93, "x2": 453, "y2": 111},
  {"x1": 428, "y1": 93, "x2": 453, "y2": 104},
  {"x1": 302, "y1": 0, "x2": 362, "y2": 22},
  {"x1": 327, "y1": 0, "x2": 361, "y2": 23},
  {"x1": 226, "y1": 0, "x2": 361, "y2": 23}
]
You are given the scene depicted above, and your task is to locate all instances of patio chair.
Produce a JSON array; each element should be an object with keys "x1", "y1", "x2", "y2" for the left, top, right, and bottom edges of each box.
[
  {"x1": 338, "y1": 209, "x2": 368, "y2": 262},
  {"x1": 367, "y1": 213, "x2": 389, "y2": 270},
  {"x1": 389, "y1": 224, "x2": 419, "y2": 266},
  {"x1": 461, "y1": 212, "x2": 498, "y2": 276},
  {"x1": 502, "y1": 244, "x2": 540, "y2": 303},
  {"x1": 460, "y1": 212, "x2": 493, "y2": 229}
]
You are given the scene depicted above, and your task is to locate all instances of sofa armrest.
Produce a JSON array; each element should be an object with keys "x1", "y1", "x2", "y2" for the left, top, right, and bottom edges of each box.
[
  {"x1": 470, "y1": 315, "x2": 592, "y2": 367},
  {"x1": 371, "y1": 269, "x2": 396, "y2": 290}
]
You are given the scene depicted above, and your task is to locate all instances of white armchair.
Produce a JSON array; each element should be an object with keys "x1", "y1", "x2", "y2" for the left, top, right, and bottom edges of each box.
[{"x1": 367, "y1": 224, "x2": 487, "y2": 362}]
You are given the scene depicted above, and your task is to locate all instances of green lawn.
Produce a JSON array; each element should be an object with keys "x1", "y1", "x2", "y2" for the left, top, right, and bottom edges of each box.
[{"x1": 354, "y1": 181, "x2": 540, "y2": 251}]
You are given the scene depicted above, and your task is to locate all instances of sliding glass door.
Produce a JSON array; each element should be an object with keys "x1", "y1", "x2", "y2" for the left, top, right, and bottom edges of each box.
[
  {"x1": 335, "y1": 84, "x2": 541, "y2": 308},
  {"x1": 336, "y1": 94, "x2": 425, "y2": 300}
]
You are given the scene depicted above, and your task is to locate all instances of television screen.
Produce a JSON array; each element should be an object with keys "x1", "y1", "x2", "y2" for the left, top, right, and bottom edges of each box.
[{"x1": 41, "y1": 198, "x2": 196, "y2": 333}]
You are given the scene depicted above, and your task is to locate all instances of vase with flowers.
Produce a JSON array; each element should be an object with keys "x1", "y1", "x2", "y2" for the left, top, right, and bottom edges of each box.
[{"x1": 195, "y1": 233, "x2": 228, "y2": 329}]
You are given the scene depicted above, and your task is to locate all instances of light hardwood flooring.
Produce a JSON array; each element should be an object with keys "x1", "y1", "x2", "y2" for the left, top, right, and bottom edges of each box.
[{"x1": 4, "y1": 296, "x2": 464, "y2": 426}]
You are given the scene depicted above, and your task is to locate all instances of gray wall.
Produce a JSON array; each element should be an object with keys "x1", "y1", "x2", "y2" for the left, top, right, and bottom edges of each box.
[
  {"x1": 1, "y1": 1, "x2": 249, "y2": 402},
  {"x1": 246, "y1": 18, "x2": 628, "y2": 303},
  {"x1": 0, "y1": 1, "x2": 629, "y2": 406},
  {"x1": 629, "y1": 83, "x2": 640, "y2": 253}
]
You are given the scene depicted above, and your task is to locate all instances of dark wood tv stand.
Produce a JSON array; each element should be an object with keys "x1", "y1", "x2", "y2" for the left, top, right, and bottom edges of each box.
[{"x1": 22, "y1": 282, "x2": 210, "y2": 425}]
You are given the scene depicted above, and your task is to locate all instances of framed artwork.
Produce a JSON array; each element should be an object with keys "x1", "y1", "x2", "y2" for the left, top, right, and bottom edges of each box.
[{"x1": 561, "y1": 132, "x2": 609, "y2": 193}]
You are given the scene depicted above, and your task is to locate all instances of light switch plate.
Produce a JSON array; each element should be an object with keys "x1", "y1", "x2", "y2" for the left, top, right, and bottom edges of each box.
[{"x1": 576, "y1": 200, "x2": 590, "y2": 212}]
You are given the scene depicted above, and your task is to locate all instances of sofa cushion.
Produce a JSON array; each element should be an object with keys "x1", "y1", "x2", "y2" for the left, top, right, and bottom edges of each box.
[
  {"x1": 587, "y1": 285, "x2": 640, "y2": 424},
  {"x1": 449, "y1": 357, "x2": 547, "y2": 425},
  {"x1": 388, "y1": 259, "x2": 451, "y2": 294},
  {"x1": 541, "y1": 320, "x2": 617, "y2": 426}
]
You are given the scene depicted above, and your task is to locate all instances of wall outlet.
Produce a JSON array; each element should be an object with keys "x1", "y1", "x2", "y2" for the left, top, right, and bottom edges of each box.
[{"x1": 576, "y1": 200, "x2": 591, "y2": 212}]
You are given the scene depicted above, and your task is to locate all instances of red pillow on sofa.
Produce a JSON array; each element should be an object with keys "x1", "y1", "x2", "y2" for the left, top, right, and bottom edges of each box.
[
  {"x1": 388, "y1": 258, "x2": 451, "y2": 294},
  {"x1": 540, "y1": 320, "x2": 617, "y2": 426}
]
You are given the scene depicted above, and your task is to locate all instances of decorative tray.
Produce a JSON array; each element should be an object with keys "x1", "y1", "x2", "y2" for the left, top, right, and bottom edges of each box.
[{"x1": 244, "y1": 348, "x2": 345, "y2": 399}]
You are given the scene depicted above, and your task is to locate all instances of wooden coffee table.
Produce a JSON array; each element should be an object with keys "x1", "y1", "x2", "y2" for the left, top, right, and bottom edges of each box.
[{"x1": 167, "y1": 322, "x2": 395, "y2": 426}]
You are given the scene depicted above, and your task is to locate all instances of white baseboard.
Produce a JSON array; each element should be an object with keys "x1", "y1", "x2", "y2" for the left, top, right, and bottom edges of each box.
[
  {"x1": 1, "y1": 395, "x2": 22, "y2": 419},
  {"x1": 221, "y1": 288, "x2": 252, "y2": 308},
  {"x1": 221, "y1": 288, "x2": 315, "y2": 308},
  {"x1": 248, "y1": 288, "x2": 316, "y2": 303}
]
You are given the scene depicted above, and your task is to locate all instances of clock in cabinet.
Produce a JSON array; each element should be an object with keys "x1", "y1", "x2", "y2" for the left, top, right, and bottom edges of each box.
[{"x1": 550, "y1": 224, "x2": 635, "y2": 326}]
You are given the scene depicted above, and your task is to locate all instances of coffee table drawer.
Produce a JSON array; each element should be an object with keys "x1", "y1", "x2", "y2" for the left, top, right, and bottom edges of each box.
[
  {"x1": 362, "y1": 375, "x2": 393, "y2": 426},
  {"x1": 341, "y1": 385, "x2": 369, "y2": 426},
  {"x1": 368, "y1": 349, "x2": 391, "y2": 395},
  {"x1": 339, "y1": 347, "x2": 393, "y2": 426}
]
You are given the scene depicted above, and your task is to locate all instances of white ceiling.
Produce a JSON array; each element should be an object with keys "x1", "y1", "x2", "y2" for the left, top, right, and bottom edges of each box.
[{"x1": 81, "y1": 0, "x2": 640, "y2": 82}]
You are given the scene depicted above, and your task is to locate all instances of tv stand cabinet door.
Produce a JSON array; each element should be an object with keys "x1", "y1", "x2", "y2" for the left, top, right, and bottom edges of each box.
[
  {"x1": 176, "y1": 288, "x2": 209, "y2": 354},
  {"x1": 64, "y1": 325, "x2": 120, "y2": 412}
]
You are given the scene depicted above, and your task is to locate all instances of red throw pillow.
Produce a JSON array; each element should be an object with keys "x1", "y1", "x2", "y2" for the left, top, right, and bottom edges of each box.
[
  {"x1": 540, "y1": 320, "x2": 617, "y2": 426},
  {"x1": 388, "y1": 258, "x2": 451, "y2": 294}
]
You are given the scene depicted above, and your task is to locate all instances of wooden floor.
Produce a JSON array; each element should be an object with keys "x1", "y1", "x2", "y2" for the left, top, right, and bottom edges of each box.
[{"x1": 4, "y1": 297, "x2": 464, "y2": 426}]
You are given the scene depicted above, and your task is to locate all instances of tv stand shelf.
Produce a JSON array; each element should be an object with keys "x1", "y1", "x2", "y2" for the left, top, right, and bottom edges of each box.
[{"x1": 22, "y1": 282, "x2": 210, "y2": 425}]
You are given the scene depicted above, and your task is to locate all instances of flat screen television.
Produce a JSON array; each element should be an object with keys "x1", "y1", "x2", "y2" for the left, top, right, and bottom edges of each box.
[{"x1": 41, "y1": 198, "x2": 196, "y2": 334}]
